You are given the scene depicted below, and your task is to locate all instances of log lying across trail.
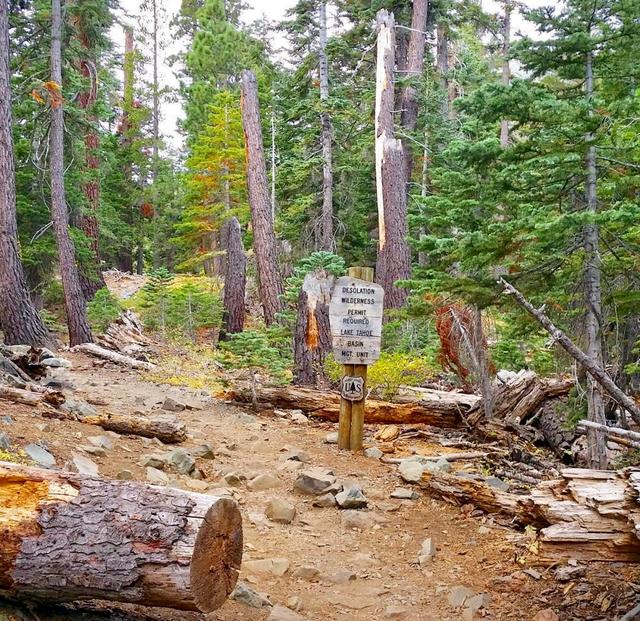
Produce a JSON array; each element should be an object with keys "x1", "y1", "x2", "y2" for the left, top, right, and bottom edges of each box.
[
  {"x1": 73, "y1": 343, "x2": 156, "y2": 371},
  {"x1": 0, "y1": 385, "x2": 65, "y2": 407},
  {"x1": 0, "y1": 462, "x2": 242, "y2": 612},
  {"x1": 419, "y1": 467, "x2": 640, "y2": 562},
  {"x1": 224, "y1": 385, "x2": 470, "y2": 427},
  {"x1": 43, "y1": 410, "x2": 187, "y2": 444}
]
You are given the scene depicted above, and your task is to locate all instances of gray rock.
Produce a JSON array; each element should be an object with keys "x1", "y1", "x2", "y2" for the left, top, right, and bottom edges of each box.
[
  {"x1": 324, "y1": 569, "x2": 356, "y2": 584},
  {"x1": 139, "y1": 454, "x2": 166, "y2": 469},
  {"x1": 80, "y1": 445, "x2": 106, "y2": 456},
  {"x1": 62, "y1": 399, "x2": 97, "y2": 419},
  {"x1": 265, "y1": 498, "x2": 296, "y2": 523},
  {"x1": 268, "y1": 604, "x2": 307, "y2": 621},
  {"x1": 398, "y1": 459, "x2": 425, "y2": 483},
  {"x1": 294, "y1": 469, "x2": 336, "y2": 495},
  {"x1": 364, "y1": 447, "x2": 383, "y2": 459},
  {"x1": 248, "y1": 473, "x2": 281, "y2": 491},
  {"x1": 284, "y1": 447, "x2": 311, "y2": 463},
  {"x1": 0, "y1": 432, "x2": 11, "y2": 450},
  {"x1": 418, "y1": 538, "x2": 436, "y2": 564},
  {"x1": 24, "y1": 443, "x2": 56, "y2": 468},
  {"x1": 390, "y1": 487, "x2": 419, "y2": 500},
  {"x1": 335, "y1": 484, "x2": 368, "y2": 509},
  {"x1": 87, "y1": 435, "x2": 113, "y2": 450},
  {"x1": 146, "y1": 466, "x2": 170, "y2": 484},
  {"x1": 189, "y1": 443, "x2": 215, "y2": 459},
  {"x1": 42, "y1": 357, "x2": 72, "y2": 368},
  {"x1": 168, "y1": 448, "x2": 196, "y2": 475},
  {"x1": 1, "y1": 415, "x2": 14, "y2": 424},
  {"x1": 289, "y1": 410, "x2": 308, "y2": 424},
  {"x1": 223, "y1": 471, "x2": 244, "y2": 486},
  {"x1": 292, "y1": 565, "x2": 320, "y2": 580},
  {"x1": 447, "y1": 585, "x2": 476, "y2": 608},
  {"x1": 312, "y1": 492, "x2": 337, "y2": 508},
  {"x1": 324, "y1": 432, "x2": 338, "y2": 444},
  {"x1": 71, "y1": 453, "x2": 99, "y2": 476},
  {"x1": 554, "y1": 565, "x2": 586, "y2": 582},
  {"x1": 230, "y1": 582, "x2": 271, "y2": 608},
  {"x1": 42, "y1": 378, "x2": 74, "y2": 391},
  {"x1": 161, "y1": 396, "x2": 185, "y2": 412},
  {"x1": 485, "y1": 476, "x2": 509, "y2": 492},
  {"x1": 341, "y1": 510, "x2": 375, "y2": 531},
  {"x1": 116, "y1": 469, "x2": 134, "y2": 480},
  {"x1": 465, "y1": 593, "x2": 491, "y2": 615},
  {"x1": 243, "y1": 557, "x2": 290, "y2": 577}
]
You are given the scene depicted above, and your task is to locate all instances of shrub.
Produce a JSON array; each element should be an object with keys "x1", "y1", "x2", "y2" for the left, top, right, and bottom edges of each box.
[{"x1": 87, "y1": 288, "x2": 122, "y2": 332}]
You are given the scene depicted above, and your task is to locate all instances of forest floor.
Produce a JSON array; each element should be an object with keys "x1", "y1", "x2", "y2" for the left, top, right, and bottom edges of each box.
[{"x1": 3, "y1": 342, "x2": 640, "y2": 621}]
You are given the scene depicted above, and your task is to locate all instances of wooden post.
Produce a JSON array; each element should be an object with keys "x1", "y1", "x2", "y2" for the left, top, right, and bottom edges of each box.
[{"x1": 338, "y1": 267, "x2": 375, "y2": 451}]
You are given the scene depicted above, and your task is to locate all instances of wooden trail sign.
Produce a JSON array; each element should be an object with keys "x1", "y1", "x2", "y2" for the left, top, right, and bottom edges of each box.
[{"x1": 330, "y1": 268, "x2": 384, "y2": 451}]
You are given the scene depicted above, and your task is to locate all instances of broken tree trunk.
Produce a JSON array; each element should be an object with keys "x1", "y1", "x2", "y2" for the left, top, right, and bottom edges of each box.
[
  {"x1": 577, "y1": 420, "x2": 640, "y2": 449},
  {"x1": 501, "y1": 278, "x2": 640, "y2": 426},
  {"x1": 0, "y1": 462, "x2": 242, "y2": 612},
  {"x1": 221, "y1": 216, "x2": 246, "y2": 337},
  {"x1": 223, "y1": 385, "x2": 466, "y2": 427},
  {"x1": 42, "y1": 410, "x2": 186, "y2": 444},
  {"x1": 419, "y1": 467, "x2": 640, "y2": 562},
  {"x1": 96, "y1": 310, "x2": 152, "y2": 354},
  {"x1": 293, "y1": 270, "x2": 333, "y2": 387},
  {"x1": 73, "y1": 342, "x2": 155, "y2": 371},
  {"x1": 0, "y1": 385, "x2": 65, "y2": 408}
]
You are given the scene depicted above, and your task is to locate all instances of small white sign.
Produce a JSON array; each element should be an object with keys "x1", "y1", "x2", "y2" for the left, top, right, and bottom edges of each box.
[
  {"x1": 341, "y1": 376, "x2": 365, "y2": 401},
  {"x1": 329, "y1": 276, "x2": 384, "y2": 365}
]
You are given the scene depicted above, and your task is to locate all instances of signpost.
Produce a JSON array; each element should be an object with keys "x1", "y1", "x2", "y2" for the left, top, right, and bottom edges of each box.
[{"x1": 329, "y1": 267, "x2": 384, "y2": 451}]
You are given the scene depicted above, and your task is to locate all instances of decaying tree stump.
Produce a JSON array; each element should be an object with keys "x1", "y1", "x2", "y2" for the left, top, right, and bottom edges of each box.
[
  {"x1": 0, "y1": 462, "x2": 242, "y2": 612},
  {"x1": 221, "y1": 216, "x2": 247, "y2": 337}
]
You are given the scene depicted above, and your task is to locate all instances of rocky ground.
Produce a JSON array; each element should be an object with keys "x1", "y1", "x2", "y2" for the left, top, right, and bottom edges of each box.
[{"x1": 1, "y1": 348, "x2": 640, "y2": 621}]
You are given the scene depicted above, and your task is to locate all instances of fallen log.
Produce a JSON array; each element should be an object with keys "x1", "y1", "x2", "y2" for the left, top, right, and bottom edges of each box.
[
  {"x1": 73, "y1": 343, "x2": 155, "y2": 371},
  {"x1": 382, "y1": 451, "x2": 500, "y2": 464},
  {"x1": 97, "y1": 310, "x2": 154, "y2": 355},
  {"x1": 43, "y1": 410, "x2": 186, "y2": 444},
  {"x1": 0, "y1": 462, "x2": 242, "y2": 612},
  {"x1": 577, "y1": 420, "x2": 640, "y2": 448},
  {"x1": 419, "y1": 467, "x2": 640, "y2": 562},
  {"x1": 0, "y1": 385, "x2": 65, "y2": 408},
  {"x1": 223, "y1": 385, "x2": 465, "y2": 427}
]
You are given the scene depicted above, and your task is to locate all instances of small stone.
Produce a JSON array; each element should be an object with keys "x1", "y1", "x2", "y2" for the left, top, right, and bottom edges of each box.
[
  {"x1": 139, "y1": 454, "x2": 166, "y2": 469},
  {"x1": 341, "y1": 510, "x2": 375, "y2": 530},
  {"x1": 87, "y1": 435, "x2": 113, "y2": 450},
  {"x1": 324, "y1": 432, "x2": 338, "y2": 444},
  {"x1": 384, "y1": 606, "x2": 409, "y2": 619},
  {"x1": 244, "y1": 557, "x2": 290, "y2": 577},
  {"x1": 1, "y1": 415, "x2": 14, "y2": 424},
  {"x1": 116, "y1": 469, "x2": 134, "y2": 480},
  {"x1": 80, "y1": 445, "x2": 106, "y2": 456},
  {"x1": 312, "y1": 492, "x2": 337, "y2": 508},
  {"x1": 292, "y1": 565, "x2": 319, "y2": 580},
  {"x1": 223, "y1": 471, "x2": 243, "y2": 486},
  {"x1": 268, "y1": 604, "x2": 307, "y2": 621},
  {"x1": 61, "y1": 399, "x2": 96, "y2": 419},
  {"x1": 265, "y1": 498, "x2": 296, "y2": 523},
  {"x1": 189, "y1": 443, "x2": 215, "y2": 459},
  {"x1": 71, "y1": 453, "x2": 99, "y2": 476},
  {"x1": 284, "y1": 447, "x2": 311, "y2": 463},
  {"x1": 0, "y1": 432, "x2": 11, "y2": 450},
  {"x1": 419, "y1": 538, "x2": 436, "y2": 564},
  {"x1": 294, "y1": 469, "x2": 336, "y2": 495},
  {"x1": 168, "y1": 448, "x2": 196, "y2": 475},
  {"x1": 248, "y1": 473, "x2": 281, "y2": 491},
  {"x1": 485, "y1": 476, "x2": 509, "y2": 492},
  {"x1": 183, "y1": 478, "x2": 210, "y2": 492},
  {"x1": 523, "y1": 568, "x2": 542, "y2": 580},
  {"x1": 24, "y1": 443, "x2": 56, "y2": 468},
  {"x1": 465, "y1": 593, "x2": 491, "y2": 615},
  {"x1": 324, "y1": 569, "x2": 356, "y2": 584},
  {"x1": 448, "y1": 585, "x2": 476, "y2": 608},
  {"x1": 434, "y1": 457, "x2": 451, "y2": 472},
  {"x1": 286, "y1": 596, "x2": 302, "y2": 611},
  {"x1": 531, "y1": 610, "x2": 560, "y2": 621},
  {"x1": 289, "y1": 410, "x2": 308, "y2": 424},
  {"x1": 335, "y1": 484, "x2": 368, "y2": 509},
  {"x1": 390, "y1": 487, "x2": 419, "y2": 500},
  {"x1": 364, "y1": 447, "x2": 383, "y2": 459},
  {"x1": 554, "y1": 564, "x2": 586, "y2": 582},
  {"x1": 230, "y1": 582, "x2": 271, "y2": 608},
  {"x1": 161, "y1": 396, "x2": 185, "y2": 412},
  {"x1": 399, "y1": 459, "x2": 425, "y2": 483},
  {"x1": 146, "y1": 466, "x2": 170, "y2": 484},
  {"x1": 42, "y1": 357, "x2": 72, "y2": 368}
]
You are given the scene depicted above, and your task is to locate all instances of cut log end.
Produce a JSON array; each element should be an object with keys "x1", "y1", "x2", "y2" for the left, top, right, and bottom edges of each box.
[{"x1": 191, "y1": 497, "x2": 243, "y2": 612}]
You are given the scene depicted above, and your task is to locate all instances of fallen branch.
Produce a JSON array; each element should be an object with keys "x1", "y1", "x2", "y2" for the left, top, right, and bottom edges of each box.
[
  {"x1": 73, "y1": 343, "x2": 156, "y2": 371},
  {"x1": 0, "y1": 385, "x2": 65, "y2": 407},
  {"x1": 501, "y1": 278, "x2": 640, "y2": 425},
  {"x1": 0, "y1": 461, "x2": 242, "y2": 612},
  {"x1": 382, "y1": 451, "x2": 499, "y2": 464},
  {"x1": 577, "y1": 420, "x2": 640, "y2": 449}
]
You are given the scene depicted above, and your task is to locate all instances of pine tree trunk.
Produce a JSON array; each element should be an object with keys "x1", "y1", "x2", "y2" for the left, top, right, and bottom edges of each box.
[
  {"x1": 436, "y1": 23, "x2": 451, "y2": 120},
  {"x1": 151, "y1": 0, "x2": 161, "y2": 270},
  {"x1": 73, "y1": 13, "x2": 106, "y2": 300},
  {"x1": 0, "y1": 2, "x2": 52, "y2": 348},
  {"x1": 221, "y1": 217, "x2": 246, "y2": 336},
  {"x1": 374, "y1": 10, "x2": 410, "y2": 310},
  {"x1": 293, "y1": 270, "x2": 333, "y2": 386},
  {"x1": 500, "y1": 1, "x2": 511, "y2": 148},
  {"x1": 240, "y1": 70, "x2": 283, "y2": 326},
  {"x1": 49, "y1": 0, "x2": 93, "y2": 346},
  {"x1": 584, "y1": 49, "x2": 607, "y2": 469},
  {"x1": 317, "y1": 2, "x2": 334, "y2": 251},
  {"x1": 399, "y1": 0, "x2": 429, "y2": 181}
]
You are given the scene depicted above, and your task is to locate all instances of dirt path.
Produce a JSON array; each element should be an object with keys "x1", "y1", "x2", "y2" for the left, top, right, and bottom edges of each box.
[{"x1": 2, "y1": 352, "x2": 639, "y2": 621}]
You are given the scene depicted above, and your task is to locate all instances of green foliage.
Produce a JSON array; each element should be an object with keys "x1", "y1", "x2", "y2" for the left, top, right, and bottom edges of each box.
[{"x1": 87, "y1": 288, "x2": 122, "y2": 333}]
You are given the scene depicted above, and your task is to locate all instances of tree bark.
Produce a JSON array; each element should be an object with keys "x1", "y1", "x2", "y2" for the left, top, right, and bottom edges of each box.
[
  {"x1": 293, "y1": 269, "x2": 333, "y2": 386},
  {"x1": 0, "y1": 462, "x2": 242, "y2": 612},
  {"x1": 317, "y1": 2, "x2": 334, "y2": 251},
  {"x1": 436, "y1": 22, "x2": 451, "y2": 120},
  {"x1": 73, "y1": 10, "x2": 106, "y2": 300},
  {"x1": 374, "y1": 10, "x2": 411, "y2": 309},
  {"x1": 0, "y1": 1, "x2": 52, "y2": 348},
  {"x1": 500, "y1": 279, "x2": 640, "y2": 426},
  {"x1": 221, "y1": 217, "x2": 246, "y2": 336},
  {"x1": 49, "y1": 0, "x2": 93, "y2": 346},
  {"x1": 500, "y1": 1, "x2": 511, "y2": 148},
  {"x1": 399, "y1": 0, "x2": 429, "y2": 181},
  {"x1": 240, "y1": 70, "x2": 283, "y2": 326}
]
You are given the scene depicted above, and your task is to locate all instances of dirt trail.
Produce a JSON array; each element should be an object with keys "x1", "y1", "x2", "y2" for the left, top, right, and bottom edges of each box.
[{"x1": 2, "y1": 352, "x2": 639, "y2": 621}]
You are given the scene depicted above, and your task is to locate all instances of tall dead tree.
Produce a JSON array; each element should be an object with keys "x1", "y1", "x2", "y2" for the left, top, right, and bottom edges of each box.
[
  {"x1": 399, "y1": 0, "x2": 429, "y2": 181},
  {"x1": 375, "y1": 10, "x2": 411, "y2": 310},
  {"x1": 0, "y1": 0, "x2": 52, "y2": 347},
  {"x1": 500, "y1": 1, "x2": 512, "y2": 147},
  {"x1": 221, "y1": 217, "x2": 246, "y2": 336},
  {"x1": 73, "y1": 10, "x2": 106, "y2": 300},
  {"x1": 317, "y1": 2, "x2": 334, "y2": 251},
  {"x1": 436, "y1": 22, "x2": 451, "y2": 120},
  {"x1": 240, "y1": 70, "x2": 284, "y2": 326},
  {"x1": 50, "y1": 0, "x2": 93, "y2": 346}
]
